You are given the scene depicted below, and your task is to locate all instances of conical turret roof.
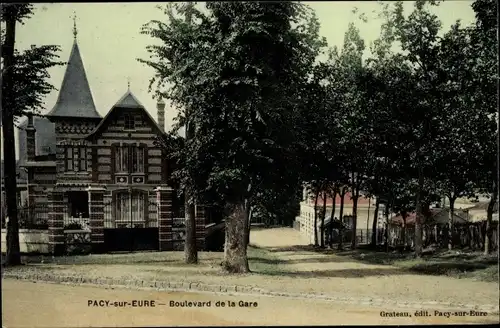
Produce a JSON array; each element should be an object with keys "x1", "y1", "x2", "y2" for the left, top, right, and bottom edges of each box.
[{"x1": 47, "y1": 37, "x2": 101, "y2": 119}]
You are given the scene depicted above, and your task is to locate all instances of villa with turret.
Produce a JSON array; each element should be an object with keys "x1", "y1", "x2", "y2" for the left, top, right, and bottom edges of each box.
[{"x1": 2, "y1": 23, "x2": 212, "y2": 255}]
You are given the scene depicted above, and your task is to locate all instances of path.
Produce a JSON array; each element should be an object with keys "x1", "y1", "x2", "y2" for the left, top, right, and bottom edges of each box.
[
  {"x1": 2, "y1": 280, "x2": 498, "y2": 327},
  {"x1": 2, "y1": 227, "x2": 498, "y2": 324},
  {"x1": 248, "y1": 228, "x2": 500, "y2": 311}
]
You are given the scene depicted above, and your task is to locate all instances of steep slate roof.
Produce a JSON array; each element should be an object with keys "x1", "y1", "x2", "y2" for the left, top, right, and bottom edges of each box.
[
  {"x1": 86, "y1": 90, "x2": 165, "y2": 140},
  {"x1": 17, "y1": 116, "x2": 56, "y2": 163},
  {"x1": 47, "y1": 39, "x2": 101, "y2": 119}
]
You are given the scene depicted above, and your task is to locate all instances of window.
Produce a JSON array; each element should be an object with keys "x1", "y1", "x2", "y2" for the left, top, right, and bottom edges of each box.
[
  {"x1": 132, "y1": 147, "x2": 144, "y2": 173},
  {"x1": 67, "y1": 191, "x2": 89, "y2": 218},
  {"x1": 124, "y1": 114, "x2": 135, "y2": 130},
  {"x1": 115, "y1": 145, "x2": 145, "y2": 173},
  {"x1": 65, "y1": 146, "x2": 87, "y2": 172},
  {"x1": 115, "y1": 191, "x2": 146, "y2": 227}
]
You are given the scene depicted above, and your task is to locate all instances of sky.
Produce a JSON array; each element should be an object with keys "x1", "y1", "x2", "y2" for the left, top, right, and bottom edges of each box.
[{"x1": 2, "y1": 1, "x2": 476, "y2": 159}]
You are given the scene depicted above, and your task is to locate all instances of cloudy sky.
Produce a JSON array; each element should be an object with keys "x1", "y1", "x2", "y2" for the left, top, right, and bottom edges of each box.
[{"x1": 4, "y1": 1, "x2": 476, "y2": 159}]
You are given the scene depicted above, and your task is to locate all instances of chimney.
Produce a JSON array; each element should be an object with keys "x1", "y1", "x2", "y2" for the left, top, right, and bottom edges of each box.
[
  {"x1": 157, "y1": 98, "x2": 165, "y2": 132},
  {"x1": 26, "y1": 114, "x2": 36, "y2": 161}
]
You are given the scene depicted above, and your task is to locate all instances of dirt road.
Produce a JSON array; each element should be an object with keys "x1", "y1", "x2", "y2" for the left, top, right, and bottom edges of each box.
[
  {"x1": 247, "y1": 228, "x2": 500, "y2": 309},
  {"x1": 2, "y1": 280, "x2": 498, "y2": 327}
]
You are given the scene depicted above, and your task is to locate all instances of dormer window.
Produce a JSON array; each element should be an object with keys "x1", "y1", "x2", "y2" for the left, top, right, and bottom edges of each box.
[{"x1": 124, "y1": 114, "x2": 135, "y2": 130}]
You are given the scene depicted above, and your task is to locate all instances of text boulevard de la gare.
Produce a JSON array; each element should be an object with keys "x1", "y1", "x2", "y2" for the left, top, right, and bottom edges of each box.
[{"x1": 88, "y1": 299, "x2": 258, "y2": 308}]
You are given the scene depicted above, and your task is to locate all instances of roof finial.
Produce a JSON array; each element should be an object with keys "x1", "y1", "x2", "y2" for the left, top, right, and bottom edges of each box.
[
  {"x1": 127, "y1": 77, "x2": 131, "y2": 91},
  {"x1": 72, "y1": 11, "x2": 78, "y2": 39}
]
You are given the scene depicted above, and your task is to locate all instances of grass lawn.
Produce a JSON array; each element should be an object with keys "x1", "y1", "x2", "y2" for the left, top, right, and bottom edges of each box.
[
  {"x1": 6, "y1": 244, "x2": 497, "y2": 282},
  {"x1": 323, "y1": 246, "x2": 499, "y2": 282},
  {"x1": 5, "y1": 245, "x2": 284, "y2": 277}
]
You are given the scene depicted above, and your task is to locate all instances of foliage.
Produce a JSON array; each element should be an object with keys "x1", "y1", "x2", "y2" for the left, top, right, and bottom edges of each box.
[
  {"x1": 1, "y1": 4, "x2": 64, "y2": 121},
  {"x1": 1, "y1": 3, "x2": 62, "y2": 266},
  {"x1": 141, "y1": 2, "x2": 326, "y2": 271},
  {"x1": 142, "y1": 3, "x2": 326, "y2": 205},
  {"x1": 145, "y1": 0, "x2": 498, "y2": 261}
]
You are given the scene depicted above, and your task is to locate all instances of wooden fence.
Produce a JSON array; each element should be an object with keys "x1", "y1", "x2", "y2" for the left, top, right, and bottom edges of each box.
[
  {"x1": 386, "y1": 223, "x2": 498, "y2": 251},
  {"x1": 323, "y1": 223, "x2": 498, "y2": 251},
  {"x1": 1, "y1": 204, "x2": 49, "y2": 229}
]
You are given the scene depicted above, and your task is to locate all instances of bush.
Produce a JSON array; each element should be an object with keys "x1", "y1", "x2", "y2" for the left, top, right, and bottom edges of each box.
[{"x1": 64, "y1": 222, "x2": 83, "y2": 230}]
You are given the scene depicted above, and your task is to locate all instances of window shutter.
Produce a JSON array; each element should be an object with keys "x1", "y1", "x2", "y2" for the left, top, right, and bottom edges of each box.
[
  {"x1": 64, "y1": 146, "x2": 68, "y2": 171},
  {"x1": 91, "y1": 144, "x2": 98, "y2": 182},
  {"x1": 141, "y1": 143, "x2": 148, "y2": 181},
  {"x1": 110, "y1": 144, "x2": 116, "y2": 180},
  {"x1": 67, "y1": 147, "x2": 73, "y2": 171},
  {"x1": 143, "y1": 191, "x2": 149, "y2": 226}
]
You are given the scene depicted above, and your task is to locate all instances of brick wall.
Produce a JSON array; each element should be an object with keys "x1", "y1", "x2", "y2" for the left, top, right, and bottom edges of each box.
[
  {"x1": 195, "y1": 204, "x2": 205, "y2": 250},
  {"x1": 156, "y1": 187, "x2": 173, "y2": 251},
  {"x1": 88, "y1": 187, "x2": 105, "y2": 253},
  {"x1": 48, "y1": 190, "x2": 64, "y2": 255}
]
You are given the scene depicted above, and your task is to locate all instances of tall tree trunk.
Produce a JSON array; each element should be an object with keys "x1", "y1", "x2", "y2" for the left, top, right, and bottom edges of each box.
[
  {"x1": 184, "y1": 196, "x2": 197, "y2": 264},
  {"x1": 371, "y1": 198, "x2": 380, "y2": 246},
  {"x1": 223, "y1": 200, "x2": 250, "y2": 273},
  {"x1": 401, "y1": 211, "x2": 407, "y2": 249},
  {"x1": 366, "y1": 197, "x2": 371, "y2": 232},
  {"x1": 320, "y1": 190, "x2": 327, "y2": 248},
  {"x1": 448, "y1": 195, "x2": 456, "y2": 251},
  {"x1": 351, "y1": 178, "x2": 359, "y2": 249},
  {"x1": 3, "y1": 10, "x2": 22, "y2": 266},
  {"x1": 328, "y1": 188, "x2": 337, "y2": 248},
  {"x1": 245, "y1": 205, "x2": 253, "y2": 247},
  {"x1": 182, "y1": 0, "x2": 197, "y2": 265},
  {"x1": 313, "y1": 189, "x2": 319, "y2": 246},
  {"x1": 183, "y1": 117, "x2": 197, "y2": 264},
  {"x1": 414, "y1": 166, "x2": 424, "y2": 257},
  {"x1": 338, "y1": 187, "x2": 345, "y2": 251},
  {"x1": 484, "y1": 182, "x2": 498, "y2": 255},
  {"x1": 384, "y1": 203, "x2": 389, "y2": 252}
]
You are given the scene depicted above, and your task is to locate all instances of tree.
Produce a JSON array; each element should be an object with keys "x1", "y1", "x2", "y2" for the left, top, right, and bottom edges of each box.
[
  {"x1": 1, "y1": 3, "x2": 62, "y2": 266},
  {"x1": 469, "y1": 0, "x2": 498, "y2": 255},
  {"x1": 390, "y1": 179, "x2": 417, "y2": 249},
  {"x1": 140, "y1": 3, "x2": 201, "y2": 264},
  {"x1": 381, "y1": 0, "x2": 447, "y2": 257},
  {"x1": 327, "y1": 183, "x2": 339, "y2": 248},
  {"x1": 328, "y1": 22, "x2": 368, "y2": 250},
  {"x1": 181, "y1": 2, "x2": 198, "y2": 265},
  {"x1": 337, "y1": 186, "x2": 347, "y2": 250},
  {"x1": 141, "y1": 2, "x2": 326, "y2": 273}
]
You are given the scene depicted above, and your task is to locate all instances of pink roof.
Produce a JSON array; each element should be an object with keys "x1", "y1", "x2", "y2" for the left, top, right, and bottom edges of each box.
[
  {"x1": 390, "y1": 208, "x2": 469, "y2": 226},
  {"x1": 310, "y1": 192, "x2": 371, "y2": 206}
]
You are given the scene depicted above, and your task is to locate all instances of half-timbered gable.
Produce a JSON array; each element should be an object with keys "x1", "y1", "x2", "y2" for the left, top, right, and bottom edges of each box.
[
  {"x1": 84, "y1": 90, "x2": 168, "y2": 230},
  {"x1": 85, "y1": 91, "x2": 166, "y2": 186}
]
